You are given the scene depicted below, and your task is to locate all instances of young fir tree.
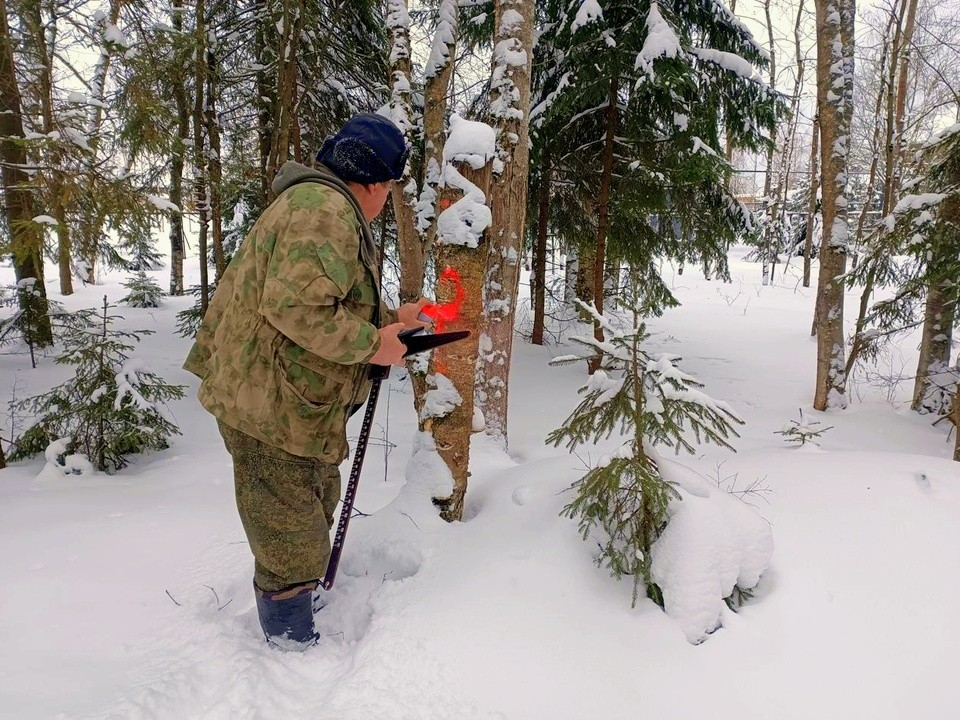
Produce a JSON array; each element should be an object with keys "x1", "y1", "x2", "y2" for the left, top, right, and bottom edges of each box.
[
  {"x1": 9, "y1": 297, "x2": 185, "y2": 472},
  {"x1": 119, "y1": 218, "x2": 164, "y2": 309},
  {"x1": 548, "y1": 265, "x2": 743, "y2": 605}
]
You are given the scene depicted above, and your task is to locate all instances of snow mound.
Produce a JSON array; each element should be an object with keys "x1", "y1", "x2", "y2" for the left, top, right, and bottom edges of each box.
[{"x1": 651, "y1": 465, "x2": 773, "y2": 644}]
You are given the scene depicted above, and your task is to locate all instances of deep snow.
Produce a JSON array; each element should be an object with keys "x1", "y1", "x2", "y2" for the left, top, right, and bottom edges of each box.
[{"x1": 2, "y1": 247, "x2": 959, "y2": 720}]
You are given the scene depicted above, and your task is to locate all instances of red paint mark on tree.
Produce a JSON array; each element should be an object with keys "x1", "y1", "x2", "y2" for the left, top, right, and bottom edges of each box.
[{"x1": 422, "y1": 266, "x2": 464, "y2": 333}]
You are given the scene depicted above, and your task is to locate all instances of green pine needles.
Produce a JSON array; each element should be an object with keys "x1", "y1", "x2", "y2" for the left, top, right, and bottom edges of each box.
[
  {"x1": 9, "y1": 297, "x2": 185, "y2": 473},
  {"x1": 549, "y1": 268, "x2": 743, "y2": 605}
]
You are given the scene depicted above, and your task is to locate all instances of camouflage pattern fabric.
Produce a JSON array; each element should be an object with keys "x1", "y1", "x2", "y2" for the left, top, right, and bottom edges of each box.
[
  {"x1": 184, "y1": 161, "x2": 396, "y2": 462},
  {"x1": 219, "y1": 421, "x2": 341, "y2": 591}
]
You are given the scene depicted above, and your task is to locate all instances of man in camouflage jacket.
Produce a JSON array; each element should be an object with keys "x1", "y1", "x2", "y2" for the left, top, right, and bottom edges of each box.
[{"x1": 184, "y1": 114, "x2": 427, "y2": 650}]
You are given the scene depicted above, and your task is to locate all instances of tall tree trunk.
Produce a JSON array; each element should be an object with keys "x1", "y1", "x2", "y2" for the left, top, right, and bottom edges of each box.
[
  {"x1": 889, "y1": 0, "x2": 920, "y2": 210},
  {"x1": 430, "y1": 157, "x2": 493, "y2": 522},
  {"x1": 812, "y1": 0, "x2": 855, "y2": 411},
  {"x1": 76, "y1": 0, "x2": 124, "y2": 286},
  {"x1": 531, "y1": 149, "x2": 551, "y2": 346},
  {"x1": 26, "y1": 2, "x2": 72, "y2": 296},
  {"x1": 193, "y1": 0, "x2": 209, "y2": 316},
  {"x1": 256, "y1": 0, "x2": 274, "y2": 207},
  {"x1": 803, "y1": 115, "x2": 820, "y2": 289},
  {"x1": 418, "y1": 0, "x2": 457, "y2": 271},
  {"x1": 206, "y1": 24, "x2": 225, "y2": 279},
  {"x1": 265, "y1": 0, "x2": 301, "y2": 202},
  {"x1": 588, "y1": 76, "x2": 618, "y2": 376},
  {"x1": 386, "y1": 0, "x2": 421, "y2": 304},
  {"x1": 760, "y1": 0, "x2": 777, "y2": 286},
  {"x1": 0, "y1": 0, "x2": 52, "y2": 344},
  {"x1": 844, "y1": 13, "x2": 897, "y2": 371},
  {"x1": 169, "y1": 0, "x2": 189, "y2": 297},
  {"x1": 478, "y1": 0, "x2": 534, "y2": 443}
]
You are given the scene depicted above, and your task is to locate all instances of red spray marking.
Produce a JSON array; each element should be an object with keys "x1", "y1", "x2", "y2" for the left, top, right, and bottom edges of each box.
[{"x1": 421, "y1": 266, "x2": 464, "y2": 333}]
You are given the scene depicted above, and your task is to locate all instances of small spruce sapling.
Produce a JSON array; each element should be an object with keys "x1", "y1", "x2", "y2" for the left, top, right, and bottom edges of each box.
[
  {"x1": 9, "y1": 297, "x2": 185, "y2": 472},
  {"x1": 121, "y1": 271, "x2": 165, "y2": 308},
  {"x1": 548, "y1": 266, "x2": 743, "y2": 605},
  {"x1": 775, "y1": 408, "x2": 833, "y2": 447}
]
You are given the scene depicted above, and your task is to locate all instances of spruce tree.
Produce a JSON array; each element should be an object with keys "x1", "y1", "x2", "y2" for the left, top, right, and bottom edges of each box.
[
  {"x1": 548, "y1": 265, "x2": 743, "y2": 604},
  {"x1": 9, "y1": 297, "x2": 185, "y2": 472},
  {"x1": 531, "y1": 0, "x2": 784, "y2": 318}
]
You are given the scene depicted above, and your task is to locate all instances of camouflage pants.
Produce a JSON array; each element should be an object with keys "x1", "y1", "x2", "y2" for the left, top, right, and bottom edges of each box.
[{"x1": 218, "y1": 421, "x2": 341, "y2": 592}]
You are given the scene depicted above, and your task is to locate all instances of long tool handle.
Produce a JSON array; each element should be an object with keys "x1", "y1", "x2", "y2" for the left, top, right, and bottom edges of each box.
[{"x1": 321, "y1": 371, "x2": 385, "y2": 591}]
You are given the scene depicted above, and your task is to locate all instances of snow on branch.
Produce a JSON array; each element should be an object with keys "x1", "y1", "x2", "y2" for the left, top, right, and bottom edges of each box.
[
  {"x1": 436, "y1": 114, "x2": 495, "y2": 248},
  {"x1": 425, "y1": 0, "x2": 457, "y2": 80},
  {"x1": 571, "y1": 0, "x2": 603, "y2": 33},
  {"x1": 635, "y1": 2, "x2": 680, "y2": 81}
]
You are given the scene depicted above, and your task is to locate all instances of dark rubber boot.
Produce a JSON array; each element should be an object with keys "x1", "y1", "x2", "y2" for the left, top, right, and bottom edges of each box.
[{"x1": 254, "y1": 581, "x2": 319, "y2": 651}]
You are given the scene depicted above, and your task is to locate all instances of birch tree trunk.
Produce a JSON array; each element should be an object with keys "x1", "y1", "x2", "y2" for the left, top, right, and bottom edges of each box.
[
  {"x1": 478, "y1": 0, "x2": 534, "y2": 442},
  {"x1": 760, "y1": 0, "x2": 777, "y2": 286},
  {"x1": 803, "y1": 115, "x2": 820, "y2": 289},
  {"x1": 419, "y1": 0, "x2": 457, "y2": 269},
  {"x1": 0, "y1": 0, "x2": 51, "y2": 343},
  {"x1": 812, "y1": 0, "x2": 855, "y2": 411},
  {"x1": 430, "y1": 158, "x2": 492, "y2": 522}
]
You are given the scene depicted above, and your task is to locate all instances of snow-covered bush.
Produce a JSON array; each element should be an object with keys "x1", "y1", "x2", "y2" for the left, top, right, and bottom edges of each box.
[
  {"x1": 549, "y1": 267, "x2": 751, "y2": 623},
  {"x1": 8, "y1": 297, "x2": 185, "y2": 472}
]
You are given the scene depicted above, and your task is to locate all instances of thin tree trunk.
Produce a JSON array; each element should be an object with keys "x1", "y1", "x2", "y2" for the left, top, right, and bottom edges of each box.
[
  {"x1": 761, "y1": 0, "x2": 777, "y2": 286},
  {"x1": 532, "y1": 150, "x2": 551, "y2": 346},
  {"x1": 812, "y1": 0, "x2": 855, "y2": 411},
  {"x1": 430, "y1": 158, "x2": 492, "y2": 522},
  {"x1": 206, "y1": 24, "x2": 225, "y2": 279},
  {"x1": 193, "y1": 0, "x2": 209, "y2": 316},
  {"x1": 588, "y1": 76, "x2": 618, "y2": 376},
  {"x1": 169, "y1": 0, "x2": 189, "y2": 296},
  {"x1": 479, "y1": 0, "x2": 535, "y2": 443},
  {"x1": 26, "y1": 3, "x2": 73, "y2": 296},
  {"x1": 891, "y1": 0, "x2": 920, "y2": 204},
  {"x1": 803, "y1": 114, "x2": 820, "y2": 289},
  {"x1": 386, "y1": 0, "x2": 421, "y2": 304},
  {"x1": 256, "y1": 0, "x2": 273, "y2": 206},
  {"x1": 76, "y1": 0, "x2": 124, "y2": 286},
  {"x1": 0, "y1": 0, "x2": 52, "y2": 344},
  {"x1": 265, "y1": 0, "x2": 301, "y2": 201}
]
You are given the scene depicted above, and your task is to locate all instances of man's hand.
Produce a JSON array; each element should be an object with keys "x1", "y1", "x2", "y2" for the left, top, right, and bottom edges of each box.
[
  {"x1": 396, "y1": 298, "x2": 434, "y2": 330},
  {"x1": 369, "y1": 323, "x2": 407, "y2": 367}
]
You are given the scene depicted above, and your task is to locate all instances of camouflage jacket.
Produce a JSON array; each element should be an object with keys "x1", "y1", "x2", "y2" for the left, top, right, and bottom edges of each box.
[{"x1": 184, "y1": 161, "x2": 397, "y2": 462}]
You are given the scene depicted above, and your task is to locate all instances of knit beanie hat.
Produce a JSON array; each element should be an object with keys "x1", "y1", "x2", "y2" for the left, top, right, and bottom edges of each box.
[{"x1": 316, "y1": 113, "x2": 409, "y2": 184}]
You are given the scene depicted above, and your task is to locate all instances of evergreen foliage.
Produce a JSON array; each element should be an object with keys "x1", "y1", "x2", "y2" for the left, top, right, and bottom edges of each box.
[
  {"x1": 0, "y1": 279, "x2": 87, "y2": 368},
  {"x1": 9, "y1": 297, "x2": 185, "y2": 472},
  {"x1": 774, "y1": 408, "x2": 833, "y2": 447},
  {"x1": 850, "y1": 126, "x2": 960, "y2": 364},
  {"x1": 121, "y1": 271, "x2": 164, "y2": 308},
  {"x1": 530, "y1": 0, "x2": 785, "y2": 313},
  {"x1": 548, "y1": 267, "x2": 743, "y2": 604}
]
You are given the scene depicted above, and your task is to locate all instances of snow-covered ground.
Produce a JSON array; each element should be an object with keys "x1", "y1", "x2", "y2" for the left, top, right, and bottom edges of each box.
[{"x1": 2, "y1": 247, "x2": 959, "y2": 719}]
